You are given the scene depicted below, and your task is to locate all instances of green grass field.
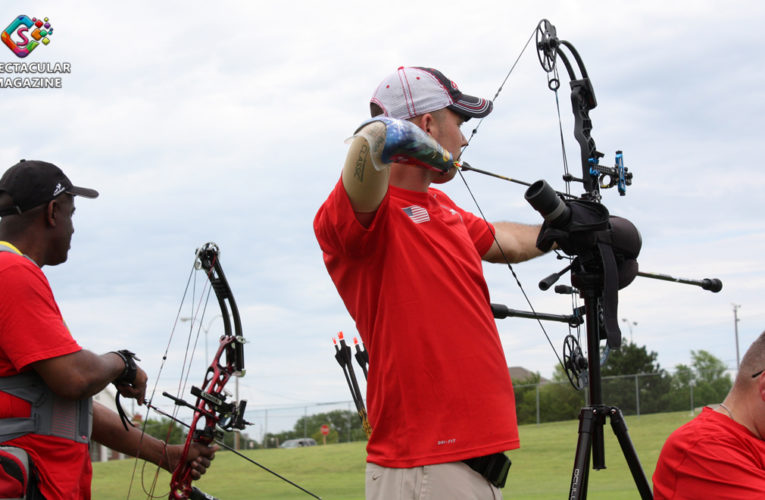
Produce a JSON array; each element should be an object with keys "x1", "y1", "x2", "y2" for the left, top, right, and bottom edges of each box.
[{"x1": 94, "y1": 410, "x2": 695, "y2": 499}]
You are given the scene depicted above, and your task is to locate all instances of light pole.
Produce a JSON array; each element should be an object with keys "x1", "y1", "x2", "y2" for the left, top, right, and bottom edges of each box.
[
  {"x1": 180, "y1": 314, "x2": 222, "y2": 366},
  {"x1": 621, "y1": 318, "x2": 637, "y2": 344},
  {"x1": 732, "y1": 304, "x2": 741, "y2": 371}
]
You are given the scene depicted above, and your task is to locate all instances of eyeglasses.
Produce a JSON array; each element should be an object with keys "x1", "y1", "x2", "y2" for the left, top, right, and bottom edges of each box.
[{"x1": 752, "y1": 370, "x2": 764, "y2": 378}]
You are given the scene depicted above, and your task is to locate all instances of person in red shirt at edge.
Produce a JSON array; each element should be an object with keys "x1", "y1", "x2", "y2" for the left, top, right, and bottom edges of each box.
[
  {"x1": 653, "y1": 331, "x2": 765, "y2": 499},
  {"x1": 314, "y1": 66, "x2": 549, "y2": 499},
  {"x1": 0, "y1": 160, "x2": 216, "y2": 499}
]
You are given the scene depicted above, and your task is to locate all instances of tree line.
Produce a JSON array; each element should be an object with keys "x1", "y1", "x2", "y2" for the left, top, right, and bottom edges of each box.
[{"x1": 513, "y1": 344, "x2": 732, "y2": 424}]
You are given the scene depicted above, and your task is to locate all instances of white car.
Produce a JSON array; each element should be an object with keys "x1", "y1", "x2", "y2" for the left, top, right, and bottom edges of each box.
[{"x1": 279, "y1": 438, "x2": 317, "y2": 448}]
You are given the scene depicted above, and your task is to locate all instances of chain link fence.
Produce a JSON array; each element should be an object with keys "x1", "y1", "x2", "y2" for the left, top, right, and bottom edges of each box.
[
  {"x1": 242, "y1": 371, "x2": 730, "y2": 444},
  {"x1": 513, "y1": 372, "x2": 728, "y2": 425},
  {"x1": 245, "y1": 400, "x2": 362, "y2": 447}
]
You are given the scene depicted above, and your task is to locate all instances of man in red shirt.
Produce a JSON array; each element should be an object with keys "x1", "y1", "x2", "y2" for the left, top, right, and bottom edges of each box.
[
  {"x1": 0, "y1": 160, "x2": 215, "y2": 499},
  {"x1": 653, "y1": 331, "x2": 765, "y2": 499},
  {"x1": 314, "y1": 67, "x2": 546, "y2": 499}
]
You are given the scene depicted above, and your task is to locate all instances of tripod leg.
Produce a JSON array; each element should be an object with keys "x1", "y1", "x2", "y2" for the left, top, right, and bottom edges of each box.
[
  {"x1": 570, "y1": 407, "x2": 598, "y2": 500},
  {"x1": 608, "y1": 408, "x2": 653, "y2": 500},
  {"x1": 592, "y1": 411, "x2": 606, "y2": 470}
]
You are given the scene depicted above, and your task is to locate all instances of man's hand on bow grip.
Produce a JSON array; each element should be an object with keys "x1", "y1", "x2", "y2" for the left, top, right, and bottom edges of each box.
[
  {"x1": 165, "y1": 442, "x2": 219, "y2": 479},
  {"x1": 115, "y1": 365, "x2": 147, "y2": 405}
]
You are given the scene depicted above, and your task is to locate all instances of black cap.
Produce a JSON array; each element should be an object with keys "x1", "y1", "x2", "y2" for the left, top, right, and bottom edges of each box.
[
  {"x1": 0, "y1": 160, "x2": 99, "y2": 216},
  {"x1": 415, "y1": 67, "x2": 493, "y2": 119}
]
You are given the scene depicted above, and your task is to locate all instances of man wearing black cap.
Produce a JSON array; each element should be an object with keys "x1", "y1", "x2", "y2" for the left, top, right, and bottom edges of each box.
[
  {"x1": 314, "y1": 67, "x2": 546, "y2": 499},
  {"x1": 0, "y1": 160, "x2": 215, "y2": 499}
]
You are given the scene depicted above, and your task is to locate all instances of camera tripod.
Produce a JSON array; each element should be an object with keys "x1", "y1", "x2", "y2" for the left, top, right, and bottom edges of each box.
[
  {"x1": 494, "y1": 248, "x2": 723, "y2": 499},
  {"x1": 564, "y1": 260, "x2": 653, "y2": 499},
  {"x1": 514, "y1": 174, "x2": 651, "y2": 497},
  {"x1": 493, "y1": 264, "x2": 652, "y2": 499}
]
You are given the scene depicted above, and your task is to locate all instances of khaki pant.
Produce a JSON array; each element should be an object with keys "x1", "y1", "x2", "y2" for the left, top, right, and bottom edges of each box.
[{"x1": 366, "y1": 461, "x2": 503, "y2": 500}]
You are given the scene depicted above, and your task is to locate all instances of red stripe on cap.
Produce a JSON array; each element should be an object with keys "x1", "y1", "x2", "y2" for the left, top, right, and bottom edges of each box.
[{"x1": 398, "y1": 67, "x2": 416, "y2": 117}]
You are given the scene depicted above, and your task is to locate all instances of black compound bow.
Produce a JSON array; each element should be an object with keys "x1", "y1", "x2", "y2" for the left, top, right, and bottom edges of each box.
[
  {"x1": 456, "y1": 19, "x2": 639, "y2": 387},
  {"x1": 455, "y1": 19, "x2": 720, "y2": 500}
]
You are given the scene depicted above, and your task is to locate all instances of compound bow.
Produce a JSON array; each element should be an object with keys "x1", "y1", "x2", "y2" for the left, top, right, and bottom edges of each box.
[
  {"x1": 166, "y1": 242, "x2": 247, "y2": 499},
  {"x1": 456, "y1": 19, "x2": 634, "y2": 384},
  {"x1": 132, "y1": 242, "x2": 320, "y2": 499}
]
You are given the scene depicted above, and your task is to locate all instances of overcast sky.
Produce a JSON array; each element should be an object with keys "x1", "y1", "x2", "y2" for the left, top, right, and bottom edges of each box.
[{"x1": 2, "y1": 1, "x2": 764, "y2": 435}]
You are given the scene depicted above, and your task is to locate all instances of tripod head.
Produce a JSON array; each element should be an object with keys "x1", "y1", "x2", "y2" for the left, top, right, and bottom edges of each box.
[{"x1": 526, "y1": 179, "x2": 642, "y2": 349}]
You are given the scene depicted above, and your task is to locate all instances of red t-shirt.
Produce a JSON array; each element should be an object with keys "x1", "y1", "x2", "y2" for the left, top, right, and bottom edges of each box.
[
  {"x1": 314, "y1": 180, "x2": 519, "y2": 468},
  {"x1": 653, "y1": 407, "x2": 765, "y2": 499},
  {"x1": 0, "y1": 249, "x2": 92, "y2": 499}
]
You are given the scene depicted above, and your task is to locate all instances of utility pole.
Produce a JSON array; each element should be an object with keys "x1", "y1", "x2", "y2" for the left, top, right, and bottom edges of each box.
[{"x1": 732, "y1": 304, "x2": 741, "y2": 371}]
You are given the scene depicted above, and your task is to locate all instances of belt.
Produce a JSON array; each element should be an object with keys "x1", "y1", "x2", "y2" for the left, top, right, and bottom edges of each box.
[{"x1": 463, "y1": 452, "x2": 511, "y2": 488}]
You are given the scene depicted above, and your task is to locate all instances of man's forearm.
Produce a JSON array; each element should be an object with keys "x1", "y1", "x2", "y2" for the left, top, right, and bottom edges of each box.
[
  {"x1": 31, "y1": 350, "x2": 126, "y2": 400},
  {"x1": 91, "y1": 402, "x2": 169, "y2": 469},
  {"x1": 484, "y1": 222, "x2": 545, "y2": 263},
  {"x1": 341, "y1": 128, "x2": 391, "y2": 214}
]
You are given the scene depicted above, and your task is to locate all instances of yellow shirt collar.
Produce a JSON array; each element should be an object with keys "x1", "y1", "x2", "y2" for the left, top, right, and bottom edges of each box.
[{"x1": 0, "y1": 241, "x2": 22, "y2": 255}]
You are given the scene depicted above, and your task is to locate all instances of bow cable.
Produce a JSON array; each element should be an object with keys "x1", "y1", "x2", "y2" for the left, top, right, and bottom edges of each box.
[{"x1": 127, "y1": 257, "x2": 204, "y2": 498}]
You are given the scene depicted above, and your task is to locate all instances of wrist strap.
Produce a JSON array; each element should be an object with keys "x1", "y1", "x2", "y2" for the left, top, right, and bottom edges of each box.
[
  {"x1": 111, "y1": 350, "x2": 140, "y2": 432},
  {"x1": 114, "y1": 392, "x2": 135, "y2": 431}
]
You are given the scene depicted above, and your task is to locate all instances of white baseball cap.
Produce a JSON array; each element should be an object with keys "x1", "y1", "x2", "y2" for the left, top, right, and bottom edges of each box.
[{"x1": 370, "y1": 66, "x2": 492, "y2": 120}]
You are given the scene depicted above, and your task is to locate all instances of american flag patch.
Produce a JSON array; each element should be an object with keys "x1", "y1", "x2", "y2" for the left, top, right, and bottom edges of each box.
[{"x1": 402, "y1": 205, "x2": 430, "y2": 224}]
